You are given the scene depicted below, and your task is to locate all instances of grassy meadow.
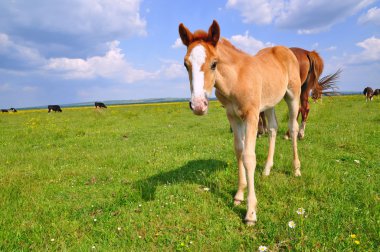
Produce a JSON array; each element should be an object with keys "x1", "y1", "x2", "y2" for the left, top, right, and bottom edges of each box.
[{"x1": 0, "y1": 95, "x2": 379, "y2": 251}]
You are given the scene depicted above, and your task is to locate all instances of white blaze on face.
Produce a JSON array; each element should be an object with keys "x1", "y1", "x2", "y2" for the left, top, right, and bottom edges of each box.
[{"x1": 189, "y1": 45, "x2": 206, "y2": 98}]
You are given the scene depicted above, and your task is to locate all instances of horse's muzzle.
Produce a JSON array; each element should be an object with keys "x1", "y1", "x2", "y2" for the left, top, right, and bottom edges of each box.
[{"x1": 189, "y1": 97, "x2": 208, "y2": 115}]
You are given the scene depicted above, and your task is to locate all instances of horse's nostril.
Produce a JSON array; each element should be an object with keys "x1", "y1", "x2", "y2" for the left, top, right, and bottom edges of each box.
[{"x1": 189, "y1": 101, "x2": 193, "y2": 110}]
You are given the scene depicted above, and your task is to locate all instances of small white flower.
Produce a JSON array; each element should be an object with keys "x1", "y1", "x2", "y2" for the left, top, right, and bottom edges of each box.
[
  {"x1": 203, "y1": 187, "x2": 210, "y2": 191},
  {"x1": 91, "y1": 245, "x2": 96, "y2": 249},
  {"x1": 335, "y1": 160, "x2": 340, "y2": 162},
  {"x1": 258, "y1": 245, "x2": 268, "y2": 251},
  {"x1": 117, "y1": 227, "x2": 122, "y2": 231},
  {"x1": 296, "y1": 208, "x2": 305, "y2": 215},
  {"x1": 138, "y1": 235, "x2": 142, "y2": 239},
  {"x1": 138, "y1": 204, "x2": 142, "y2": 207},
  {"x1": 354, "y1": 160, "x2": 360, "y2": 164},
  {"x1": 50, "y1": 238, "x2": 55, "y2": 242},
  {"x1": 288, "y1": 220, "x2": 296, "y2": 228},
  {"x1": 93, "y1": 218, "x2": 97, "y2": 222}
]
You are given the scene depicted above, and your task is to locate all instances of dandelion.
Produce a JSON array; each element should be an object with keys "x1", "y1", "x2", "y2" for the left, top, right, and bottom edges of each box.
[
  {"x1": 258, "y1": 245, "x2": 268, "y2": 251},
  {"x1": 350, "y1": 234, "x2": 357, "y2": 239},
  {"x1": 288, "y1": 220, "x2": 296, "y2": 228},
  {"x1": 354, "y1": 240, "x2": 360, "y2": 245},
  {"x1": 296, "y1": 208, "x2": 305, "y2": 215}
]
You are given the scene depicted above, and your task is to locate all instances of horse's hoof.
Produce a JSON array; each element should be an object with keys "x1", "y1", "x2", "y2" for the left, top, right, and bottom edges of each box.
[
  {"x1": 294, "y1": 170, "x2": 301, "y2": 177},
  {"x1": 245, "y1": 220, "x2": 256, "y2": 226},
  {"x1": 262, "y1": 170, "x2": 270, "y2": 176},
  {"x1": 234, "y1": 199, "x2": 243, "y2": 206},
  {"x1": 298, "y1": 133, "x2": 305, "y2": 140},
  {"x1": 283, "y1": 135, "x2": 290, "y2": 140}
]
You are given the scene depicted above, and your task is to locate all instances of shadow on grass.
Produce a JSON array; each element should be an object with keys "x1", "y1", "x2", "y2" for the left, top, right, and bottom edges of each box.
[
  {"x1": 129, "y1": 159, "x2": 248, "y2": 221},
  {"x1": 134, "y1": 159, "x2": 227, "y2": 200}
]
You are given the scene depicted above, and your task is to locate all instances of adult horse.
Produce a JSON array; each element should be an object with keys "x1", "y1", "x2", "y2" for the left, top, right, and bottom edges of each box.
[
  {"x1": 179, "y1": 20, "x2": 302, "y2": 225},
  {"x1": 288, "y1": 48, "x2": 341, "y2": 139}
]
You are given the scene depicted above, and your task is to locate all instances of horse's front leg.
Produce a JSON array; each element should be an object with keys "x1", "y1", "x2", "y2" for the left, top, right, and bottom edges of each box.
[
  {"x1": 243, "y1": 112, "x2": 259, "y2": 225},
  {"x1": 227, "y1": 113, "x2": 246, "y2": 205}
]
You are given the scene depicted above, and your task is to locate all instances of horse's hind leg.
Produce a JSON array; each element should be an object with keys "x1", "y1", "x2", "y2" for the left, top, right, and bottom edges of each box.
[
  {"x1": 263, "y1": 108, "x2": 278, "y2": 176},
  {"x1": 298, "y1": 91, "x2": 310, "y2": 139},
  {"x1": 284, "y1": 91, "x2": 301, "y2": 177}
]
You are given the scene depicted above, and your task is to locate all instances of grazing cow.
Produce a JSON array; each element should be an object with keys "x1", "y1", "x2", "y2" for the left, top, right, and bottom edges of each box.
[
  {"x1": 10, "y1": 108, "x2": 17, "y2": 112},
  {"x1": 373, "y1": 89, "x2": 380, "y2": 97},
  {"x1": 1, "y1": 109, "x2": 8, "y2": 113},
  {"x1": 95, "y1": 102, "x2": 107, "y2": 109},
  {"x1": 48, "y1": 105, "x2": 62, "y2": 113},
  {"x1": 363, "y1": 87, "x2": 374, "y2": 102}
]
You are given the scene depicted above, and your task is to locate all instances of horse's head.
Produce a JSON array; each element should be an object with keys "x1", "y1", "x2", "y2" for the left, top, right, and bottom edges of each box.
[{"x1": 179, "y1": 20, "x2": 220, "y2": 115}]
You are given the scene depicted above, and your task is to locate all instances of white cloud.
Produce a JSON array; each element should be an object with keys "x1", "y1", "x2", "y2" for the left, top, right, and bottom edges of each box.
[
  {"x1": 0, "y1": 33, "x2": 45, "y2": 65},
  {"x1": 161, "y1": 61, "x2": 187, "y2": 79},
  {"x1": 226, "y1": 0, "x2": 283, "y2": 25},
  {"x1": 0, "y1": 0, "x2": 146, "y2": 38},
  {"x1": 45, "y1": 40, "x2": 157, "y2": 83},
  {"x1": 172, "y1": 38, "x2": 185, "y2": 49},
  {"x1": 348, "y1": 36, "x2": 380, "y2": 64},
  {"x1": 325, "y1": 46, "x2": 337, "y2": 51},
  {"x1": 0, "y1": 83, "x2": 37, "y2": 93},
  {"x1": 21, "y1": 86, "x2": 38, "y2": 92},
  {"x1": 0, "y1": 83, "x2": 11, "y2": 92},
  {"x1": 45, "y1": 41, "x2": 186, "y2": 83},
  {"x1": 226, "y1": 0, "x2": 374, "y2": 34},
  {"x1": 230, "y1": 31, "x2": 274, "y2": 54},
  {"x1": 358, "y1": 7, "x2": 380, "y2": 25}
]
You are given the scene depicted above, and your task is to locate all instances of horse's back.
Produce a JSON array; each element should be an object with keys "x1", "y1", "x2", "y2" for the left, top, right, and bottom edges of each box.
[
  {"x1": 256, "y1": 46, "x2": 300, "y2": 84},
  {"x1": 255, "y1": 46, "x2": 300, "y2": 109}
]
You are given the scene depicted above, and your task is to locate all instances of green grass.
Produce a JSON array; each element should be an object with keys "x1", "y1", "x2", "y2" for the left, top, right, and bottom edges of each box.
[{"x1": 0, "y1": 96, "x2": 379, "y2": 251}]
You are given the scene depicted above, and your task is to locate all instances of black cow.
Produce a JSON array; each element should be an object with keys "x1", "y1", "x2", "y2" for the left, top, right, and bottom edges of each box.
[
  {"x1": 48, "y1": 105, "x2": 62, "y2": 113},
  {"x1": 1, "y1": 109, "x2": 8, "y2": 113},
  {"x1": 10, "y1": 108, "x2": 17, "y2": 112},
  {"x1": 95, "y1": 102, "x2": 107, "y2": 109},
  {"x1": 363, "y1": 87, "x2": 374, "y2": 102},
  {"x1": 374, "y1": 89, "x2": 380, "y2": 96}
]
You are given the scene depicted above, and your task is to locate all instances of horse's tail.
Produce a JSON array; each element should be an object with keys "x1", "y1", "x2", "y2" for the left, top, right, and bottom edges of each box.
[
  {"x1": 307, "y1": 50, "x2": 324, "y2": 87},
  {"x1": 312, "y1": 68, "x2": 342, "y2": 100}
]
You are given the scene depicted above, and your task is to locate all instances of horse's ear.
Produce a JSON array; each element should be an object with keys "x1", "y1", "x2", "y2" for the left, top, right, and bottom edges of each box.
[
  {"x1": 179, "y1": 23, "x2": 193, "y2": 47},
  {"x1": 207, "y1": 20, "x2": 220, "y2": 47}
]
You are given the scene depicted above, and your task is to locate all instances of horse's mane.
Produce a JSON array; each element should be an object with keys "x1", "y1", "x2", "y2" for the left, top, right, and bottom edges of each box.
[
  {"x1": 192, "y1": 30, "x2": 208, "y2": 42},
  {"x1": 191, "y1": 30, "x2": 246, "y2": 55}
]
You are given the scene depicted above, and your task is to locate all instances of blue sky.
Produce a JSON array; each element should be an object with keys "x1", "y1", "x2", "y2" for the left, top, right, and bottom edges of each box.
[{"x1": 0, "y1": 0, "x2": 379, "y2": 108}]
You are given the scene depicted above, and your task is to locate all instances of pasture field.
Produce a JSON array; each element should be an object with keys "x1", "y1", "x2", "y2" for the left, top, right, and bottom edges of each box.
[{"x1": 0, "y1": 95, "x2": 379, "y2": 251}]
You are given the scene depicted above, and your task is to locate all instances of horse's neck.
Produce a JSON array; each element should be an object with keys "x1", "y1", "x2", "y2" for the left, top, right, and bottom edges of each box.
[{"x1": 215, "y1": 40, "x2": 251, "y2": 98}]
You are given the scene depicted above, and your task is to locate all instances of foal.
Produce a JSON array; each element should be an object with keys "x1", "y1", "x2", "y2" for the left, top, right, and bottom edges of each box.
[{"x1": 179, "y1": 20, "x2": 302, "y2": 225}]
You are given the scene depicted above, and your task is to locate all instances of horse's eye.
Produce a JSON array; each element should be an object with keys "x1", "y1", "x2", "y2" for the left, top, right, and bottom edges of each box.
[{"x1": 211, "y1": 61, "x2": 217, "y2": 70}]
